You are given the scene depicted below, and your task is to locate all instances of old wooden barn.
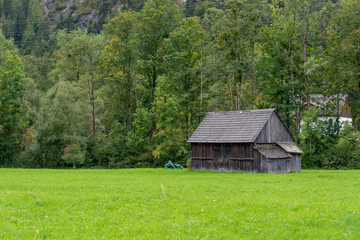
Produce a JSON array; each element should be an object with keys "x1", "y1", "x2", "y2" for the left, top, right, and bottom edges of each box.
[{"x1": 187, "y1": 109, "x2": 303, "y2": 173}]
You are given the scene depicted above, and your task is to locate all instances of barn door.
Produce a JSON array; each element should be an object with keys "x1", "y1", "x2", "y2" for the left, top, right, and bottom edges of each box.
[
  {"x1": 222, "y1": 144, "x2": 231, "y2": 169},
  {"x1": 213, "y1": 144, "x2": 221, "y2": 169},
  {"x1": 213, "y1": 144, "x2": 231, "y2": 170}
]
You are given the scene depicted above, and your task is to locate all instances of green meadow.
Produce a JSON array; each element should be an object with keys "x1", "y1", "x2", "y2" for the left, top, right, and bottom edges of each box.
[{"x1": 1, "y1": 169, "x2": 360, "y2": 239}]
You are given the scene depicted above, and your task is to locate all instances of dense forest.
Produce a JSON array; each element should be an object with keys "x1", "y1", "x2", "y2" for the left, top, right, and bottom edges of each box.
[{"x1": 0, "y1": 0, "x2": 360, "y2": 169}]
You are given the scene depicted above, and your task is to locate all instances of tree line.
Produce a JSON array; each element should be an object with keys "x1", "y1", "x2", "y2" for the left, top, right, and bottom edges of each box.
[{"x1": 1, "y1": 0, "x2": 360, "y2": 169}]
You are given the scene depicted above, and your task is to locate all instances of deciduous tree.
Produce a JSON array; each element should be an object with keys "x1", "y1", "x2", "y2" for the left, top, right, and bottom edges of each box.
[{"x1": 0, "y1": 32, "x2": 26, "y2": 166}]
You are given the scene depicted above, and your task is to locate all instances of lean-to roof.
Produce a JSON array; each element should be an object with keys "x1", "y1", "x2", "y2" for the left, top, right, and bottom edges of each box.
[
  {"x1": 277, "y1": 142, "x2": 304, "y2": 154},
  {"x1": 254, "y1": 146, "x2": 292, "y2": 159}
]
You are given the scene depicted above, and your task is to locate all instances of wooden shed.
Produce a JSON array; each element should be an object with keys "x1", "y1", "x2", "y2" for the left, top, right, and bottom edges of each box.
[{"x1": 187, "y1": 109, "x2": 303, "y2": 173}]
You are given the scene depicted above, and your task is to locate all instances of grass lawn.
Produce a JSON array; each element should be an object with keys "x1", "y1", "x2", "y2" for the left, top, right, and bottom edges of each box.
[{"x1": 1, "y1": 169, "x2": 360, "y2": 239}]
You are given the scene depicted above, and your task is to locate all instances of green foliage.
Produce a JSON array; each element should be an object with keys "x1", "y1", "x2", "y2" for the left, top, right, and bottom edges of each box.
[
  {"x1": 325, "y1": 0, "x2": 360, "y2": 128},
  {"x1": 298, "y1": 108, "x2": 359, "y2": 169},
  {"x1": 1, "y1": 0, "x2": 360, "y2": 169},
  {"x1": 52, "y1": 30, "x2": 91, "y2": 82},
  {"x1": 61, "y1": 144, "x2": 85, "y2": 168},
  {"x1": 256, "y1": 12, "x2": 303, "y2": 122},
  {"x1": 184, "y1": 0, "x2": 197, "y2": 17},
  {"x1": 204, "y1": 0, "x2": 270, "y2": 112},
  {"x1": 131, "y1": 107, "x2": 153, "y2": 152},
  {"x1": 100, "y1": 11, "x2": 138, "y2": 129},
  {"x1": 153, "y1": 76, "x2": 190, "y2": 166},
  {"x1": 34, "y1": 81, "x2": 88, "y2": 168},
  {"x1": 136, "y1": 0, "x2": 182, "y2": 107},
  {"x1": 299, "y1": 108, "x2": 325, "y2": 168},
  {"x1": 148, "y1": 17, "x2": 208, "y2": 165},
  {"x1": 0, "y1": 32, "x2": 26, "y2": 166},
  {"x1": 0, "y1": 0, "x2": 49, "y2": 48},
  {"x1": 333, "y1": 125, "x2": 360, "y2": 168}
]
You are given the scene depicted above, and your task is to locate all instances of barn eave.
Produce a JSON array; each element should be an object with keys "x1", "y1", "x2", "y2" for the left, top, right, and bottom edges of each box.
[{"x1": 254, "y1": 146, "x2": 292, "y2": 159}]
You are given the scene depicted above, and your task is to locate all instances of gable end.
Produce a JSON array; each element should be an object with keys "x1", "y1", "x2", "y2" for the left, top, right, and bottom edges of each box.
[{"x1": 255, "y1": 111, "x2": 294, "y2": 143}]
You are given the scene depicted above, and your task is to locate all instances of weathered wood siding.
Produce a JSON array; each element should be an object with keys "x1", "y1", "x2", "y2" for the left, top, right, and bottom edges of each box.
[
  {"x1": 191, "y1": 143, "x2": 213, "y2": 170},
  {"x1": 191, "y1": 142, "x2": 301, "y2": 173},
  {"x1": 254, "y1": 150, "x2": 266, "y2": 173},
  {"x1": 268, "y1": 159, "x2": 290, "y2": 173},
  {"x1": 289, "y1": 154, "x2": 301, "y2": 172},
  {"x1": 191, "y1": 143, "x2": 255, "y2": 172},
  {"x1": 254, "y1": 149, "x2": 294, "y2": 173},
  {"x1": 255, "y1": 112, "x2": 293, "y2": 143}
]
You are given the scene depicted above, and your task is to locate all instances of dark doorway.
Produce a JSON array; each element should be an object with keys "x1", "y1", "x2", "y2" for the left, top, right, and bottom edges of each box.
[{"x1": 213, "y1": 144, "x2": 231, "y2": 169}]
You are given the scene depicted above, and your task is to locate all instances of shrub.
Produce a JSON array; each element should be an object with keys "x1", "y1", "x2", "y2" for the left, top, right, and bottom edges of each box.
[
  {"x1": 334, "y1": 124, "x2": 360, "y2": 168},
  {"x1": 61, "y1": 144, "x2": 85, "y2": 169}
]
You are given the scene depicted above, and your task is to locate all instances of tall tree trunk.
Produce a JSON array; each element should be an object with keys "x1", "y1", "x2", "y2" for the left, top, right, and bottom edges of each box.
[
  {"x1": 90, "y1": 41, "x2": 96, "y2": 136},
  {"x1": 87, "y1": 40, "x2": 96, "y2": 137},
  {"x1": 128, "y1": 85, "x2": 132, "y2": 127},
  {"x1": 199, "y1": 44, "x2": 203, "y2": 123},
  {"x1": 304, "y1": 15, "x2": 310, "y2": 110},
  {"x1": 228, "y1": 72, "x2": 233, "y2": 111},
  {"x1": 236, "y1": 75, "x2": 242, "y2": 110},
  {"x1": 252, "y1": 72, "x2": 256, "y2": 109},
  {"x1": 127, "y1": 55, "x2": 133, "y2": 128},
  {"x1": 151, "y1": 66, "x2": 157, "y2": 141},
  {"x1": 87, "y1": 77, "x2": 93, "y2": 135}
]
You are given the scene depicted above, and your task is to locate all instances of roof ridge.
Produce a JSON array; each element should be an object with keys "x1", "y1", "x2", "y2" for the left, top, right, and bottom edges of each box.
[
  {"x1": 188, "y1": 109, "x2": 275, "y2": 143},
  {"x1": 209, "y1": 109, "x2": 275, "y2": 114}
]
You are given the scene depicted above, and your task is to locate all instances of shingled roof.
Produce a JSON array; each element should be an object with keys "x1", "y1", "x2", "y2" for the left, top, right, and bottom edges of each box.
[
  {"x1": 188, "y1": 109, "x2": 275, "y2": 143},
  {"x1": 254, "y1": 146, "x2": 292, "y2": 159},
  {"x1": 277, "y1": 142, "x2": 304, "y2": 154}
]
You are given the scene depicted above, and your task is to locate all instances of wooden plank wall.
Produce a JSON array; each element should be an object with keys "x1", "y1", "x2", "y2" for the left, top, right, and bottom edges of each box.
[
  {"x1": 191, "y1": 143, "x2": 300, "y2": 173},
  {"x1": 229, "y1": 143, "x2": 255, "y2": 172},
  {"x1": 191, "y1": 143, "x2": 256, "y2": 172},
  {"x1": 289, "y1": 154, "x2": 301, "y2": 172},
  {"x1": 255, "y1": 112, "x2": 293, "y2": 143},
  {"x1": 191, "y1": 143, "x2": 214, "y2": 170},
  {"x1": 268, "y1": 159, "x2": 290, "y2": 173},
  {"x1": 254, "y1": 151, "x2": 267, "y2": 173}
]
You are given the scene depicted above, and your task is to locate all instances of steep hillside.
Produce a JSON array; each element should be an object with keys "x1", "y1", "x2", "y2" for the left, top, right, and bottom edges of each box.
[
  {"x1": 40, "y1": 0, "x2": 132, "y2": 31},
  {"x1": 0, "y1": 0, "x2": 147, "y2": 48}
]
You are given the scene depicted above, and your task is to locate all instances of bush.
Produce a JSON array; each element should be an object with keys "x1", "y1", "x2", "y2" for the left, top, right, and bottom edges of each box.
[
  {"x1": 300, "y1": 109, "x2": 360, "y2": 169},
  {"x1": 61, "y1": 144, "x2": 85, "y2": 169},
  {"x1": 333, "y1": 125, "x2": 360, "y2": 168}
]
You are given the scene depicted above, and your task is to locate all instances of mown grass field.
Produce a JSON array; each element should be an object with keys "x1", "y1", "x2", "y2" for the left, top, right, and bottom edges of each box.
[{"x1": 1, "y1": 169, "x2": 360, "y2": 239}]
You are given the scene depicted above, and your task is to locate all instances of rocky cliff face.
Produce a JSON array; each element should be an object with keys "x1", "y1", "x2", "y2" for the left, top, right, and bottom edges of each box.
[{"x1": 39, "y1": 0, "x2": 123, "y2": 30}]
